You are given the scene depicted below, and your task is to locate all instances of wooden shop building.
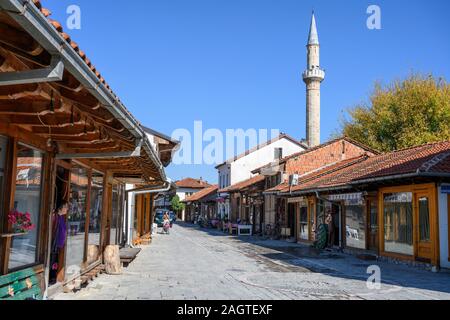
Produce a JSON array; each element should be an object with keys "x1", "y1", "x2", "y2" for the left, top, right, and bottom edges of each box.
[
  {"x1": 0, "y1": 0, "x2": 170, "y2": 298},
  {"x1": 271, "y1": 141, "x2": 450, "y2": 269}
]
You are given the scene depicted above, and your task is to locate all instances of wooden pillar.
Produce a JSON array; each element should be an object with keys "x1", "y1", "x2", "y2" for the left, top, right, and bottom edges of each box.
[
  {"x1": 1, "y1": 137, "x2": 17, "y2": 275},
  {"x1": 42, "y1": 151, "x2": 57, "y2": 288},
  {"x1": 148, "y1": 194, "x2": 154, "y2": 233},
  {"x1": 100, "y1": 171, "x2": 113, "y2": 253}
]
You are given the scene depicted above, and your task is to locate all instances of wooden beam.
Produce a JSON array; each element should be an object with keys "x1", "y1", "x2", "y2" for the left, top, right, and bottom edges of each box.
[
  {"x1": 0, "y1": 22, "x2": 43, "y2": 56},
  {"x1": 0, "y1": 55, "x2": 64, "y2": 86},
  {"x1": 64, "y1": 140, "x2": 117, "y2": 149},
  {"x1": 0, "y1": 111, "x2": 82, "y2": 126},
  {"x1": 0, "y1": 98, "x2": 62, "y2": 114},
  {"x1": 0, "y1": 83, "x2": 39, "y2": 97}
]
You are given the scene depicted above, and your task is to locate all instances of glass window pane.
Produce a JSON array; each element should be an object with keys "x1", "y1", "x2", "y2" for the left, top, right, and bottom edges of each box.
[
  {"x1": 383, "y1": 192, "x2": 413, "y2": 255},
  {"x1": 110, "y1": 185, "x2": 119, "y2": 245},
  {"x1": 345, "y1": 205, "x2": 366, "y2": 249},
  {"x1": 299, "y1": 206, "x2": 308, "y2": 240},
  {"x1": 87, "y1": 171, "x2": 103, "y2": 265},
  {"x1": 66, "y1": 165, "x2": 88, "y2": 272},
  {"x1": 9, "y1": 144, "x2": 44, "y2": 270},
  {"x1": 419, "y1": 197, "x2": 430, "y2": 242}
]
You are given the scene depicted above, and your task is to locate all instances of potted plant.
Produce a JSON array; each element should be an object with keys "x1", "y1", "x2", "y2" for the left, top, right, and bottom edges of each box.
[{"x1": 8, "y1": 210, "x2": 35, "y2": 235}]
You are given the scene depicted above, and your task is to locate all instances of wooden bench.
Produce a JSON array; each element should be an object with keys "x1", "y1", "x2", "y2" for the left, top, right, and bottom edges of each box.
[
  {"x1": 120, "y1": 247, "x2": 142, "y2": 267},
  {"x1": 0, "y1": 267, "x2": 43, "y2": 300}
]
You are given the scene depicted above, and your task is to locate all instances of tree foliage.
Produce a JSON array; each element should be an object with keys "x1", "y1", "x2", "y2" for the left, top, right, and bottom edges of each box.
[
  {"x1": 171, "y1": 195, "x2": 185, "y2": 212},
  {"x1": 340, "y1": 74, "x2": 450, "y2": 152}
]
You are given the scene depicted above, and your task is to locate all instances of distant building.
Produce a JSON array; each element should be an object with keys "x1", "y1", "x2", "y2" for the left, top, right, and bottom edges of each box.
[
  {"x1": 175, "y1": 178, "x2": 211, "y2": 220},
  {"x1": 216, "y1": 133, "x2": 307, "y2": 221}
]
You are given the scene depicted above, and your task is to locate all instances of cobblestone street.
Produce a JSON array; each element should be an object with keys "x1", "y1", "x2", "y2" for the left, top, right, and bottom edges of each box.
[{"x1": 53, "y1": 223, "x2": 450, "y2": 300}]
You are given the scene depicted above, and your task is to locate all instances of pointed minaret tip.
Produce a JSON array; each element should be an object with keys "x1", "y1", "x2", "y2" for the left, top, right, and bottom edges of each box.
[{"x1": 308, "y1": 12, "x2": 319, "y2": 46}]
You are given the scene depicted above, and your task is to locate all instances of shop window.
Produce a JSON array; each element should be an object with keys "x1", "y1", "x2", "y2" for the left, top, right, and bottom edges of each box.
[
  {"x1": 88, "y1": 171, "x2": 103, "y2": 260},
  {"x1": 383, "y1": 192, "x2": 413, "y2": 255},
  {"x1": 8, "y1": 144, "x2": 44, "y2": 270},
  {"x1": 345, "y1": 204, "x2": 366, "y2": 249},
  {"x1": 66, "y1": 164, "x2": 88, "y2": 271},
  {"x1": 299, "y1": 206, "x2": 308, "y2": 240}
]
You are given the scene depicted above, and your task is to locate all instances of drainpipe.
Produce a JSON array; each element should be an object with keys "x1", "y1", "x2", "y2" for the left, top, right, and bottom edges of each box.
[
  {"x1": 315, "y1": 191, "x2": 344, "y2": 250},
  {"x1": 124, "y1": 181, "x2": 172, "y2": 247}
]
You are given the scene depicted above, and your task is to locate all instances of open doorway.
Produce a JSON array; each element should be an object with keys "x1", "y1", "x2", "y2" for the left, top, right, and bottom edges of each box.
[
  {"x1": 331, "y1": 203, "x2": 341, "y2": 247},
  {"x1": 287, "y1": 203, "x2": 296, "y2": 239},
  {"x1": 48, "y1": 164, "x2": 70, "y2": 286}
]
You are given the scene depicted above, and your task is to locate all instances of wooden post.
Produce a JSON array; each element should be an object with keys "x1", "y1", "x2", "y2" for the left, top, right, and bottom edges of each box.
[
  {"x1": 104, "y1": 245, "x2": 122, "y2": 275},
  {"x1": 1, "y1": 137, "x2": 17, "y2": 275},
  {"x1": 42, "y1": 152, "x2": 56, "y2": 291},
  {"x1": 100, "y1": 171, "x2": 113, "y2": 254}
]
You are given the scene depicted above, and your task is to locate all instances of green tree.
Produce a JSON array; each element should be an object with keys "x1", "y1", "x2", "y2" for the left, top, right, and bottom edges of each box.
[
  {"x1": 339, "y1": 74, "x2": 450, "y2": 152},
  {"x1": 171, "y1": 195, "x2": 185, "y2": 214}
]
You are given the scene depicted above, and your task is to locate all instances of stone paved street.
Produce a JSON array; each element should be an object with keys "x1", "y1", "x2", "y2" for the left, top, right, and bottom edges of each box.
[{"x1": 53, "y1": 223, "x2": 450, "y2": 300}]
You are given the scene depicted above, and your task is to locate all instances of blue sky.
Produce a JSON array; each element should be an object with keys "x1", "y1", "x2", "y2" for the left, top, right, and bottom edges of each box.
[{"x1": 47, "y1": 0, "x2": 450, "y2": 183}]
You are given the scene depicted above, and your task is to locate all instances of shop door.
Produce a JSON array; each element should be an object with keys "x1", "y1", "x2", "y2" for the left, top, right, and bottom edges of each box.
[
  {"x1": 414, "y1": 192, "x2": 433, "y2": 261},
  {"x1": 367, "y1": 199, "x2": 379, "y2": 252},
  {"x1": 49, "y1": 164, "x2": 70, "y2": 285},
  {"x1": 287, "y1": 203, "x2": 296, "y2": 238},
  {"x1": 331, "y1": 204, "x2": 341, "y2": 247}
]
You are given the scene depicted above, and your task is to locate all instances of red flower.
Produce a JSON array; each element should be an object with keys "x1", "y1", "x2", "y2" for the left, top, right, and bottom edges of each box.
[{"x1": 8, "y1": 210, "x2": 34, "y2": 233}]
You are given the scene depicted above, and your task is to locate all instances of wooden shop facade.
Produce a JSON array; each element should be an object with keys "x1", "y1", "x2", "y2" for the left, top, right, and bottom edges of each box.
[
  {"x1": 272, "y1": 142, "x2": 450, "y2": 269},
  {"x1": 0, "y1": 0, "x2": 169, "y2": 297}
]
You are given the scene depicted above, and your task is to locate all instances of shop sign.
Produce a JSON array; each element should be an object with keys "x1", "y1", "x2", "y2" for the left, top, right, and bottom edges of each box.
[
  {"x1": 328, "y1": 193, "x2": 364, "y2": 206},
  {"x1": 328, "y1": 193, "x2": 363, "y2": 201},
  {"x1": 287, "y1": 197, "x2": 307, "y2": 206},
  {"x1": 384, "y1": 192, "x2": 412, "y2": 203},
  {"x1": 441, "y1": 186, "x2": 450, "y2": 194}
]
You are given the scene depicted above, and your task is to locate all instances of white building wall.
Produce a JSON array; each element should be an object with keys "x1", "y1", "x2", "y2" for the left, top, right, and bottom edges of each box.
[
  {"x1": 438, "y1": 184, "x2": 450, "y2": 269},
  {"x1": 217, "y1": 166, "x2": 231, "y2": 189},
  {"x1": 229, "y1": 139, "x2": 305, "y2": 185},
  {"x1": 176, "y1": 187, "x2": 205, "y2": 221}
]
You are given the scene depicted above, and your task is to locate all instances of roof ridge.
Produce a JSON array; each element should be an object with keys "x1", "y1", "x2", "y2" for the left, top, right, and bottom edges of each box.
[
  {"x1": 418, "y1": 151, "x2": 450, "y2": 173},
  {"x1": 279, "y1": 136, "x2": 377, "y2": 163},
  {"x1": 386, "y1": 139, "x2": 450, "y2": 154},
  {"x1": 289, "y1": 155, "x2": 369, "y2": 191}
]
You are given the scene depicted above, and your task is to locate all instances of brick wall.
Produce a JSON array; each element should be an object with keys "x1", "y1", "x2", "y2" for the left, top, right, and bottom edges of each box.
[{"x1": 284, "y1": 139, "x2": 375, "y2": 176}]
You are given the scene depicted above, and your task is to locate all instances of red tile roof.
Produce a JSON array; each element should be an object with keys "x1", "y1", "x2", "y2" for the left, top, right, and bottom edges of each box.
[
  {"x1": 176, "y1": 178, "x2": 211, "y2": 189},
  {"x1": 279, "y1": 140, "x2": 450, "y2": 194},
  {"x1": 219, "y1": 175, "x2": 265, "y2": 193},
  {"x1": 184, "y1": 185, "x2": 219, "y2": 202},
  {"x1": 278, "y1": 136, "x2": 379, "y2": 164},
  {"x1": 28, "y1": 0, "x2": 128, "y2": 112},
  {"x1": 269, "y1": 155, "x2": 369, "y2": 193}
]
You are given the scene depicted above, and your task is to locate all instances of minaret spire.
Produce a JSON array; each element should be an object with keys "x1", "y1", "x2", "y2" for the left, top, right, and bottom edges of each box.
[
  {"x1": 308, "y1": 12, "x2": 319, "y2": 46},
  {"x1": 303, "y1": 12, "x2": 325, "y2": 147}
]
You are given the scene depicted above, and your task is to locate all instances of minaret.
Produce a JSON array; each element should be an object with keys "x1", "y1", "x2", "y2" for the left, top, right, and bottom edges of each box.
[{"x1": 303, "y1": 12, "x2": 325, "y2": 147}]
